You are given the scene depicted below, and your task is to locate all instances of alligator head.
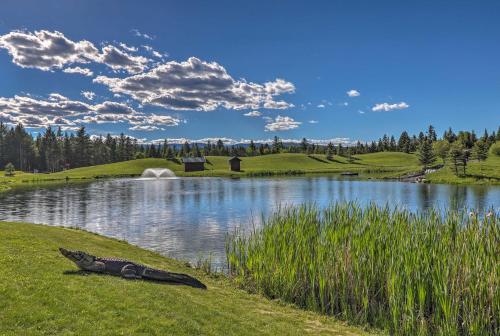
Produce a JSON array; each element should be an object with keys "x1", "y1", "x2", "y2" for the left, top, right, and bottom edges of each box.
[{"x1": 59, "y1": 248, "x2": 96, "y2": 268}]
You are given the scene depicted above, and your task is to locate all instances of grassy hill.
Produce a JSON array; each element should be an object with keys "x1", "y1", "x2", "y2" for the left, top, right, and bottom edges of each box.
[
  {"x1": 426, "y1": 148, "x2": 500, "y2": 184},
  {"x1": 0, "y1": 152, "x2": 421, "y2": 192},
  {"x1": 0, "y1": 221, "x2": 377, "y2": 336}
]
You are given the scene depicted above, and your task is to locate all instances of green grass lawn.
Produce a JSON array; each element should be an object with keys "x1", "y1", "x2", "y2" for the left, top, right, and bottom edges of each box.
[
  {"x1": 0, "y1": 221, "x2": 377, "y2": 336},
  {"x1": 426, "y1": 151, "x2": 500, "y2": 185},
  {"x1": 0, "y1": 152, "x2": 421, "y2": 192},
  {"x1": 1, "y1": 151, "x2": 499, "y2": 192}
]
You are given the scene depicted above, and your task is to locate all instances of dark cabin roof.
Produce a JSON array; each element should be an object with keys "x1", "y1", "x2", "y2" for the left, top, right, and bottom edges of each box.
[
  {"x1": 181, "y1": 157, "x2": 206, "y2": 163},
  {"x1": 228, "y1": 156, "x2": 242, "y2": 162}
]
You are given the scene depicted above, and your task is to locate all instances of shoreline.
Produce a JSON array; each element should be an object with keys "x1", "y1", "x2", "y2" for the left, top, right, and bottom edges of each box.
[{"x1": 2, "y1": 168, "x2": 500, "y2": 194}]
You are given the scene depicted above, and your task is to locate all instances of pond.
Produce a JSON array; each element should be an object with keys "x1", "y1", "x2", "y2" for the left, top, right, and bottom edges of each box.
[{"x1": 0, "y1": 177, "x2": 499, "y2": 266}]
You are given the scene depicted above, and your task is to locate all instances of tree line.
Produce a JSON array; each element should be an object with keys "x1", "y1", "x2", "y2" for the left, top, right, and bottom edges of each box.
[{"x1": 1, "y1": 122, "x2": 499, "y2": 174}]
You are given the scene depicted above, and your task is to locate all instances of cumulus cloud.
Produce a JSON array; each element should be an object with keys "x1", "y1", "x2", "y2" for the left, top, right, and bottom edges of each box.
[
  {"x1": 0, "y1": 30, "x2": 151, "y2": 74},
  {"x1": 94, "y1": 57, "x2": 295, "y2": 111},
  {"x1": 93, "y1": 101, "x2": 136, "y2": 114},
  {"x1": 81, "y1": 91, "x2": 96, "y2": 100},
  {"x1": 63, "y1": 66, "x2": 94, "y2": 77},
  {"x1": 0, "y1": 94, "x2": 92, "y2": 117},
  {"x1": 264, "y1": 115, "x2": 301, "y2": 131},
  {"x1": 372, "y1": 102, "x2": 409, "y2": 112},
  {"x1": 347, "y1": 89, "x2": 360, "y2": 97},
  {"x1": 99, "y1": 45, "x2": 149, "y2": 74},
  {"x1": 0, "y1": 93, "x2": 182, "y2": 132},
  {"x1": 0, "y1": 30, "x2": 99, "y2": 71},
  {"x1": 243, "y1": 110, "x2": 262, "y2": 117},
  {"x1": 308, "y1": 120, "x2": 319, "y2": 124},
  {"x1": 317, "y1": 104, "x2": 325, "y2": 108}
]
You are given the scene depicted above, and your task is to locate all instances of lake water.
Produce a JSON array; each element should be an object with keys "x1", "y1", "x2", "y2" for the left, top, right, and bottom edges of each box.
[{"x1": 0, "y1": 177, "x2": 499, "y2": 266}]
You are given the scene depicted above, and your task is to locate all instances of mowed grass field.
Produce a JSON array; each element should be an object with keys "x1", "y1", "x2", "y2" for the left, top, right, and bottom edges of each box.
[
  {"x1": 0, "y1": 152, "x2": 421, "y2": 192},
  {"x1": 1, "y1": 150, "x2": 499, "y2": 192},
  {"x1": 0, "y1": 221, "x2": 377, "y2": 336},
  {"x1": 426, "y1": 149, "x2": 500, "y2": 185}
]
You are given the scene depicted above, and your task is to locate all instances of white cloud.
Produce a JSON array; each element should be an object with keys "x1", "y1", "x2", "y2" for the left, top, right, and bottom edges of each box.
[
  {"x1": 94, "y1": 57, "x2": 295, "y2": 111},
  {"x1": 264, "y1": 115, "x2": 301, "y2": 131},
  {"x1": 372, "y1": 102, "x2": 409, "y2": 112},
  {"x1": 0, "y1": 30, "x2": 151, "y2": 74},
  {"x1": 358, "y1": 110, "x2": 365, "y2": 114},
  {"x1": 148, "y1": 137, "x2": 352, "y2": 146},
  {"x1": 129, "y1": 125, "x2": 162, "y2": 131},
  {"x1": 0, "y1": 93, "x2": 181, "y2": 131},
  {"x1": 308, "y1": 120, "x2": 319, "y2": 124},
  {"x1": 63, "y1": 66, "x2": 94, "y2": 77},
  {"x1": 317, "y1": 104, "x2": 325, "y2": 108},
  {"x1": 143, "y1": 45, "x2": 166, "y2": 59},
  {"x1": 81, "y1": 91, "x2": 96, "y2": 100},
  {"x1": 131, "y1": 29, "x2": 154, "y2": 40},
  {"x1": 0, "y1": 94, "x2": 93, "y2": 117},
  {"x1": 99, "y1": 45, "x2": 149, "y2": 74},
  {"x1": 347, "y1": 89, "x2": 360, "y2": 97},
  {"x1": 243, "y1": 110, "x2": 262, "y2": 117},
  {"x1": 119, "y1": 43, "x2": 138, "y2": 52},
  {"x1": 0, "y1": 30, "x2": 99, "y2": 71}
]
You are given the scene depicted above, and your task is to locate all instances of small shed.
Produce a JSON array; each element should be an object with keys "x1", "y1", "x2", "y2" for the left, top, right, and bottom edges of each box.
[
  {"x1": 181, "y1": 157, "x2": 206, "y2": 172},
  {"x1": 228, "y1": 156, "x2": 242, "y2": 172}
]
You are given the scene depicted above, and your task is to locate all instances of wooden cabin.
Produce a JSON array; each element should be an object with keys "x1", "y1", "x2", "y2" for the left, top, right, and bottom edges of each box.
[
  {"x1": 181, "y1": 157, "x2": 206, "y2": 172},
  {"x1": 228, "y1": 156, "x2": 242, "y2": 172}
]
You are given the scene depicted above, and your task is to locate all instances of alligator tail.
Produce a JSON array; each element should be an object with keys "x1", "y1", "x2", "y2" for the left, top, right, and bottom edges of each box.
[{"x1": 143, "y1": 268, "x2": 207, "y2": 289}]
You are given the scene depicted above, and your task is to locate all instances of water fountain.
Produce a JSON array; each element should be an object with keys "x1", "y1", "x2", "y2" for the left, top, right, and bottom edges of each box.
[{"x1": 141, "y1": 168, "x2": 176, "y2": 178}]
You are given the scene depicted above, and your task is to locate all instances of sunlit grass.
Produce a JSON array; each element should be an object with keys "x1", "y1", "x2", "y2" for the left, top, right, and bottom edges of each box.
[
  {"x1": 226, "y1": 203, "x2": 499, "y2": 335},
  {"x1": 0, "y1": 221, "x2": 376, "y2": 335}
]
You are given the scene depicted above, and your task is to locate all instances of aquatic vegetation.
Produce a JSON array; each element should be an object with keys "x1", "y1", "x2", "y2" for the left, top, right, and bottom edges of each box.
[{"x1": 226, "y1": 203, "x2": 499, "y2": 335}]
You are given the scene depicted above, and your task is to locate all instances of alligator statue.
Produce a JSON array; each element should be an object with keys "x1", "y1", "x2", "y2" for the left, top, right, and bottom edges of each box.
[{"x1": 59, "y1": 248, "x2": 207, "y2": 289}]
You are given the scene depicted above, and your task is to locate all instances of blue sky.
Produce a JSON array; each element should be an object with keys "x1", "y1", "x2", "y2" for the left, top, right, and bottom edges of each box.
[{"x1": 0, "y1": 0, "x2": 499, "y2": 144}]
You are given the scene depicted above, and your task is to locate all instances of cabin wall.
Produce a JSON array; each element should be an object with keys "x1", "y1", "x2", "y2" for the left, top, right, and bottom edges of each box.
[{"x1": 184, "y1": 162, "x2": 205, "y2": 172}]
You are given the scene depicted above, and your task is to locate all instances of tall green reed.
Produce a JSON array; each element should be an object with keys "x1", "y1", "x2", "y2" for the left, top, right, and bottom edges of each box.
[{"x1": 226, "y1": 203, "x2": 499, "y2": 335}]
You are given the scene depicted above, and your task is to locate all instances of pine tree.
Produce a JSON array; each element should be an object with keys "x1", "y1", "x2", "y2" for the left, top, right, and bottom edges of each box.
[
  {"x1": 418, "y1": 139, "x2": 436, "y2": 169},
  {"x1": 427, "y1": 125, "x2": 437, "y2": 142},
  {"x1": 472, "y1": 140, "x2": 489, "y2": 174},
  {"x1": 398, "y1": 131, "x2": 411, "y2": 153}
]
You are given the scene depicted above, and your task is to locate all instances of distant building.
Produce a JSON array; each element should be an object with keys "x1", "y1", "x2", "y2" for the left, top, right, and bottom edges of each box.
[
  {"x1": 181, "y1": 157, "x2": 206, "y2": 172},
  {"x1": 228, "y1": 156, "x2": 242, "y2": 172}
]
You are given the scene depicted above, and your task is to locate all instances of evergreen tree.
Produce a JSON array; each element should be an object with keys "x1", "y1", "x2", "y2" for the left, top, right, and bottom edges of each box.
[
  {"x1": 418, "y1": 139, "x2": 436, "y2": 169},
  {"x1": 248, "y1": 140, "x2": 256, "y2": 156},
  {"x1": 427, "y1": 125, "x2": 437, "y2": 142},
  {"x1": 74, "y1": 127, "x2": 91, "y2": 167},
  {"x1": 398, "y1": 131, "x2": 411, "y2": 153},
  {"x1": 471, "y1": 140, "x2": 489, "y2": 174},
  {"x1": 300, "y1": 138, "x2": 308, "y2": 153},
  {"x1": 272, "y1": 136, "x2": 282, "y2": 153}
]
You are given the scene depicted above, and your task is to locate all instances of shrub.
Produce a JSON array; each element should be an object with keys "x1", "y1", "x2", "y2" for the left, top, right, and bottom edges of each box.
[
  {"x1": 4, "y1": 162, "x2": 15, "y2": 176},
  {"x1": 490, "y1": 142, "x2": 500, "y2": 156}
]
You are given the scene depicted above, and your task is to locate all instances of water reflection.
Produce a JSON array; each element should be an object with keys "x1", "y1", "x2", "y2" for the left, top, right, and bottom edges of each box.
[{"x1": 0, "y1": 177, "x2": 498, "y2": 266}]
